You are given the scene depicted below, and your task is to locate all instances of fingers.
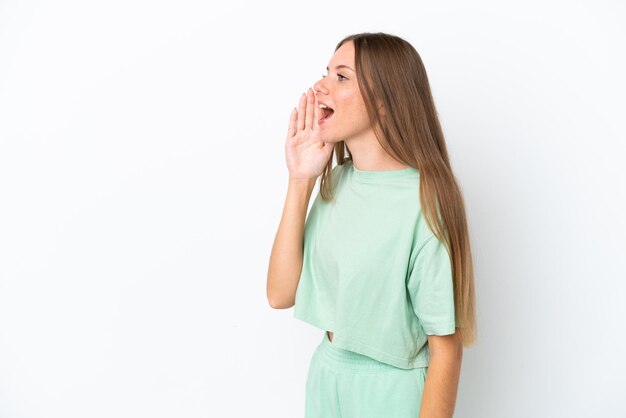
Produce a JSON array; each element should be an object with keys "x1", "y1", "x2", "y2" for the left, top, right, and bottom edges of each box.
[
  {"x1": 313, "y1": 91, "x2": 320, "y2": 131},
  {"x1": 297, "y1": 93, "x2": 306, "y2": 132},
  {"x1": 288, "y1": 107, "x2": 297, "y2": 138},
  {"x1": 305, "y1": 88, "x2": 314, "y2": 130},
  {"x1": 294, "y1": 88, "x2": 317, "y2": 134}
]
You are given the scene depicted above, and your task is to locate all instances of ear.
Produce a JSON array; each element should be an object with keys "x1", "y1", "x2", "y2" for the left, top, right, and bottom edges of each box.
[{"x1": 377, "y1": 101, "x2": 385, "y2": 117}]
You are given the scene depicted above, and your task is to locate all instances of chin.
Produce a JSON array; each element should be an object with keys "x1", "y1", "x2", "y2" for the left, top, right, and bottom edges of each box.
[{"x1": 321, "y1": 134, "x2": 339, "y2": 143}]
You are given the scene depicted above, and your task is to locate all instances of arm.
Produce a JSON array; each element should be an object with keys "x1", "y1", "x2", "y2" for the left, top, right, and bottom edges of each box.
[
  {"x1": 266, "y1": 177, "x2": 316, "y2": 309},
  {"x1": 268, "y1": 87, "x2": 333, "y2": 309},
  {"x1": 419, "y1": 328, "x2": 464, "y2": 418}
]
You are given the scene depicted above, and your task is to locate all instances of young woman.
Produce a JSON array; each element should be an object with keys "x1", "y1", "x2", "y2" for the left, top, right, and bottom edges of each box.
[{"x1": 267, "y1": 32, "x2": 477, "y2": 418}]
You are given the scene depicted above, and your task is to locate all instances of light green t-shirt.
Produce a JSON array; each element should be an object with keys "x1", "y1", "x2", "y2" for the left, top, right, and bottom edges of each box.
[{"x1": 293, "y1": 159, "x2": 457, "y2": 369}]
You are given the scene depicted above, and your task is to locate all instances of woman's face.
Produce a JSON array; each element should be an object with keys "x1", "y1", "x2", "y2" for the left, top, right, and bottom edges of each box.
[{"x1": 313, "y1": 40, "x2": 374, "y2": 144}]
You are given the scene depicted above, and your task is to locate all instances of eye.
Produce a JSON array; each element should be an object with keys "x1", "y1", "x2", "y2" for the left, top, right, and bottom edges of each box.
[{"x1": 321, "y1": 73, "x2": 348, "y2": 81}]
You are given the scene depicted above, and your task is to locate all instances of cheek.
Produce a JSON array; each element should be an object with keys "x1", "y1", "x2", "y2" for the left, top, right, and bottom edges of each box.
[{"x1": 337, "y1": 88, "x2": 367, "y2": 114}]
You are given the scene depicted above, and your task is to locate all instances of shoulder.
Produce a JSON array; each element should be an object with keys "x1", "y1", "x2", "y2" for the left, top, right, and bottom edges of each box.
[
  {"x1": 328, "y1": 161, "x2": 350, "y2": 188},
  {"x1": 331, "y1": 160, "x2": 350, "y2": 175},
  {"x1": 333, "y1": 158, "x2": 356, "y2": 175}
]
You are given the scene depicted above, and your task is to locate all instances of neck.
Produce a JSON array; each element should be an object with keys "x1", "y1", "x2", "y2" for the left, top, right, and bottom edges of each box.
[{"x1": 344, "y1": 132, "x2": 407, "y2": 171}]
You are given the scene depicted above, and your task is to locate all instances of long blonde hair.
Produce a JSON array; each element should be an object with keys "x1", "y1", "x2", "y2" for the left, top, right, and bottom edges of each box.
[{"x1": 319, "y1": 32, "x2": 477, "y2": 347}]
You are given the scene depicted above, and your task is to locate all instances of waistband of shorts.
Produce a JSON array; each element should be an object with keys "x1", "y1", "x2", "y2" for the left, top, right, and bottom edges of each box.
[{"x1": 316, "y1": 332, "x2": 394, "y2": 372}]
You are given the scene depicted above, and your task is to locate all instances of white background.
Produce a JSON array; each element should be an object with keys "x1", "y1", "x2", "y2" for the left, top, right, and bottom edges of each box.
[{"x1": 1, "y1": 1, "x2": 625, "y2": 417}]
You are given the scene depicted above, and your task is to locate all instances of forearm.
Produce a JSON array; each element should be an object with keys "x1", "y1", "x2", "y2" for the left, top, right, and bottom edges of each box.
[
  {"x1": 418, "y1": 348, "x2": 463, "y2": 418},
  {"x1": 266, "y1": 177, "x2": 317, "y2": 308}
]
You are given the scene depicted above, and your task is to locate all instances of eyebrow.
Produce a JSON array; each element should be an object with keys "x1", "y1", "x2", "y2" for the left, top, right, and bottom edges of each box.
[{"x1": 326, "y1": 64, "x2": 354, "y2": 72}]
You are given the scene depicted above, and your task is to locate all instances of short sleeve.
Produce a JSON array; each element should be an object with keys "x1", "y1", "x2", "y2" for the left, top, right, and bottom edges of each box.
[{"x1": 406, "y1": 235, "x2": 457, "y2": 335}]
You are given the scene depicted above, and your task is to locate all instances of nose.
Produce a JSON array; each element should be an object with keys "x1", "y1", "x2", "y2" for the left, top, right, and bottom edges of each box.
[{"x1": 313, "y1": 77, "x2": 328, "y2": 96}]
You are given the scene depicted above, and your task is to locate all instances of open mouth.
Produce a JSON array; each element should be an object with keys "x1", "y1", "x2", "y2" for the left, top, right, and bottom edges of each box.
[{"x1": 319, "y1": 104, "x2": 334, "y2": 123}]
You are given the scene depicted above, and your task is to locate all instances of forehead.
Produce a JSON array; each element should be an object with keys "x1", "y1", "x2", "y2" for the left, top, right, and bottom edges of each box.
[{"x1": 328, "y1": 41, "x2": 354, "y2": 68}]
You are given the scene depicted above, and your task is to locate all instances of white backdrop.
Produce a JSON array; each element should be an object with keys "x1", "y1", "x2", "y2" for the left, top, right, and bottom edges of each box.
[{"x1": 1, "y1": 1, "x2": 624, "y2": 417}]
